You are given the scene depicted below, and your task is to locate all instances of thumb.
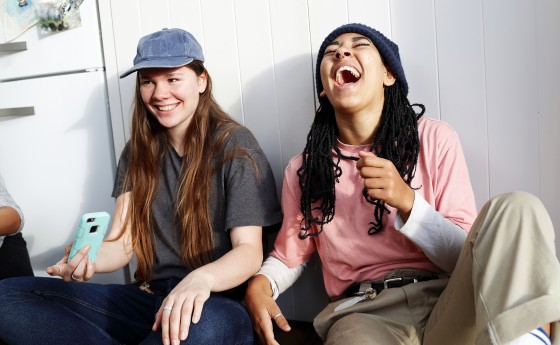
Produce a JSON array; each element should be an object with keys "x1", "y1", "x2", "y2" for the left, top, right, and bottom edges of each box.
[
  {"x1": 272, "y1": 312, "x2": 291, "y2": 332},
  {"x1": 46, "y1": 263, "x2": 64, "y2": 277},
  {"x1": 358, "y1": 150, "x2": 375, "y2": 158}
]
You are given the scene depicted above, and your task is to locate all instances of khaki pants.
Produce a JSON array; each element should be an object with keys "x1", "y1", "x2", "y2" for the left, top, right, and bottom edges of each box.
[{"x1": 314, "y1": 192, "x2": 560, "y2": 345}]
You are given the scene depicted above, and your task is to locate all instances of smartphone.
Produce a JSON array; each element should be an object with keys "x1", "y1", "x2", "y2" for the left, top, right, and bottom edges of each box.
[{"x1": 68, "y1": 211, "x2": 110, "y2": 263}]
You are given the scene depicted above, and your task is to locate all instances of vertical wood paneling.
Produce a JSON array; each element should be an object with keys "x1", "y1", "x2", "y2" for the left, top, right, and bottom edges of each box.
[
  {"x1": 110, "y1": 1, "x2": 143, "y2": 146},
  {"x1": 434, "y1": 0, "x2": 489, "y2": 209},
  {"x1": 233, "y1": 0, "x2": 283, "y2": 192},
  {"x1": 483, "y1": 0, "x2": 540, "y2": 197},
  {"x1": 138, "y1": 0, "x2": 170, "y2": 34},
  {"x1": 348, "y1": 0, "x2": 391, "y2": 37},
  {"x1": 391, "y1": 0, "x2": 440, "y2": 119},
  {"x1": 536, "y1": 0, "x2": 560, "y2": 254},
  {"x1": 97, "y1": 0, "x2": 126, "y2": 159},
  {"x1": 199, "y1": 0, "x2": 242, "y2": 121},
  {"x1": 269, "y1": 0, "x2": 316, "y2": 169},
  {"x1": 168, "y1": 0, "x2": 204, "y2": 43}
]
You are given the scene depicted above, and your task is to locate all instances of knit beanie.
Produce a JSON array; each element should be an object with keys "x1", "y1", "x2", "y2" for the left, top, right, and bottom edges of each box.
[{"x1": 315, "y1": 23, "x2": 408, "y2": 97}]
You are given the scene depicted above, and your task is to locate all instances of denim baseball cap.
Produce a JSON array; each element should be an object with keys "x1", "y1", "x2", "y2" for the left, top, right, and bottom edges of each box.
[{"x1": 119, "y1": 28, "x2": 205, "y2": 78}]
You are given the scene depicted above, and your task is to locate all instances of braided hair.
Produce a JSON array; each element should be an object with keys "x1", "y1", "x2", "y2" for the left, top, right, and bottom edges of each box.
[{"x1": 297, "y1": 83, "x2": 424, "y2": 239}]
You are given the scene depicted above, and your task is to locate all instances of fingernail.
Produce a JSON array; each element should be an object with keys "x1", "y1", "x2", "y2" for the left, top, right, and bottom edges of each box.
[
  {"x1": 172, "y1": 340, "x2": 179, "y2": 345},
  {"x1": 180, "y1": 331, "x2": 187, "y2": 340}
]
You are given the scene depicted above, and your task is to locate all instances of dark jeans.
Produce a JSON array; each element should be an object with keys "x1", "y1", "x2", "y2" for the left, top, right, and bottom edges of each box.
[
  {"x1": 0, "y1": 277, "x2": 254, "y2": 345},
  {"x1": 0, "y1": 233, "x2": 34, "y2": 280}
]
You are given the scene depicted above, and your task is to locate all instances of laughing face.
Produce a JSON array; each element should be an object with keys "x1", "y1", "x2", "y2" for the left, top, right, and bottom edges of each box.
[
  {"x1": 319, "y1": 33, "x2": 395, "y2": 115},
  {"x1": 139, "y1": 66, "x2": 207, "y2": 136}
]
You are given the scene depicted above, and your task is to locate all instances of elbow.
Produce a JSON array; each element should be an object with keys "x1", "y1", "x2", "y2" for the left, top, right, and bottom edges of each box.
[
  {"x1": 250, "y1": 248, "x2": 264, "y2": 275},
  {"x1": 0, "y1": 207, "x2": 22, "y2": 236}
]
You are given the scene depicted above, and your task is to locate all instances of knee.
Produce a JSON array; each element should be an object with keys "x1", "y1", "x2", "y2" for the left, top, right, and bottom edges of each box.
[
  {"x1": 187, "y1": 297, "x2": 253, "y2": 344},
  {"x1": 487, "y1": 191, "x2": 547, "y2": 216},
  {"x1": 493, "y1": 191, "x2": 542, "y2": 207}
]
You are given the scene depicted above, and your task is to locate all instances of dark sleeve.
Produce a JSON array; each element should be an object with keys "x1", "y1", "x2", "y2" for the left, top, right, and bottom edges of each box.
[
  {"x1": 111, "y1": 142, "x2": 131, "y2": 198},
  {"x1": 222, "y1": 127, "x2": 282, "y2": 230}
]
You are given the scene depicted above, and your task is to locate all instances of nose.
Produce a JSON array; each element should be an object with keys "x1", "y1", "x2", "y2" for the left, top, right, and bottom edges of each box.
[
  {"x1": 335, "y1": 48, "x2": 352, "y2": 59},
  {"x1": 152, "y1": 82, "x2": 169, "y2": 99}
]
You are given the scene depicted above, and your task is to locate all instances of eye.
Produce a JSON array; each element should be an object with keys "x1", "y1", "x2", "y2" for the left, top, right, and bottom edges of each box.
[
  {"x1": 168, "y1": 78, "x2": 179, "y2": 83},
  {"x1": 140, "y1": 79, "x2": 153, "y2": 85},
  {"x1": 354, "y1": 42, "x2": 370, "y2": 48},
  {"x1": 324, "y1": 49, "x2": 336, "y2": 55}
]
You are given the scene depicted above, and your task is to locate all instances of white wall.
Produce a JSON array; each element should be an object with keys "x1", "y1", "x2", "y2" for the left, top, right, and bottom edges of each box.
[{"x1": 98, "y1": 0, "x2": 560, "y2": 321}]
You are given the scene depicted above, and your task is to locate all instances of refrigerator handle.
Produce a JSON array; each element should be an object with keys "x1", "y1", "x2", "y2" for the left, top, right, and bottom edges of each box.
[
  {"x1": 0, "y1": 107, "x2": 35, "y2": 117},
  {"x1": 0, "y1": 41, "x2": 27, "y2": 53}
]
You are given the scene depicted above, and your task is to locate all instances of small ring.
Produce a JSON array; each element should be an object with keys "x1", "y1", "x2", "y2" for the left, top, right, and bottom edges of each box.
[
  {"x1": 71, "y1": 274, "x2": 82, "y2": 282},
  {"x1": 273, "y1": 313, "x2": 282, "y2": 320},
  {"x1": 163, "y1": 306, "x2": 173, "y2": 312}
]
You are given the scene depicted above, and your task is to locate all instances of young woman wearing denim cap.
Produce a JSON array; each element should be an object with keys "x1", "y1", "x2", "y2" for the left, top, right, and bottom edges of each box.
[
  {"x1": 244, "y1": 23, "x2": 560, "y2": 345},
  {"x1": 0, "y1": 28, "x2": 281, "y2": 345}
]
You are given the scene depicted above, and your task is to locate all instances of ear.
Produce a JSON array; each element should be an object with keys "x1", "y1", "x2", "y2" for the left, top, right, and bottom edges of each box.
[
  {"x1": 383, "y1": 69, "x2": 396, "y2": 87},
  {"x1": 319, "y1": 90, "x2": 327, "y2": 97},
  {"x1": 198, "y1": 71, "x2": 208, "y2": 93}
]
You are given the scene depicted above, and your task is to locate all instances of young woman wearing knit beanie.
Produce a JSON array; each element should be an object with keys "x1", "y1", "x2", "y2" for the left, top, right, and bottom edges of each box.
[{"x1": 245, "y1": 23, "x2": 560, "y2": 345}]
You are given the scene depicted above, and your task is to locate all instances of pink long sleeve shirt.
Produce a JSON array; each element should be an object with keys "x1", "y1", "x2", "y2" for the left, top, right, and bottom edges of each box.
[{"x1": 270, "y1": 117, "x2": 477, "y2": 298}]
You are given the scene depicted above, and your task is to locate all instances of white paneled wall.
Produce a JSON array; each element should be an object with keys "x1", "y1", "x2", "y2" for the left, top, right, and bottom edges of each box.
[{"x1": 97, "y1": 0, "x2": 560, "y2": 321}]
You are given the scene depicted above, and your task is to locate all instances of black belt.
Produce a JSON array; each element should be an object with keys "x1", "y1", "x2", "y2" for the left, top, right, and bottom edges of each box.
[{"x1": 337, "y1": 271, "x2": 442, "y2": 302}]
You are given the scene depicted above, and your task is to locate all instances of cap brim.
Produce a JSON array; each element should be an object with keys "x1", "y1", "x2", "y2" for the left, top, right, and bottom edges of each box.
[{"x1": 119, "y1": 57, "x2": 195, "y2": 78}]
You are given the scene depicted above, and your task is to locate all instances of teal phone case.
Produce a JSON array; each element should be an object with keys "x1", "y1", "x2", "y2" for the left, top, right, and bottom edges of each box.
[{"x1": 68, "y1": 211, "x2": 110, "y2": 263}]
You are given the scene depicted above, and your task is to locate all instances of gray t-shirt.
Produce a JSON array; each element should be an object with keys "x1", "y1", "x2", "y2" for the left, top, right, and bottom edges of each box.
[{"x1": 112, "y1": 126, "x2": 282, "y2": 281}]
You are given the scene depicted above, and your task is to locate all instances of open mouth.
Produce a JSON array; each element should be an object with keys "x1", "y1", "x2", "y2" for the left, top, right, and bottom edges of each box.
[{"x1": 335, "y1": 66, "x2": 361, "y2": 85}]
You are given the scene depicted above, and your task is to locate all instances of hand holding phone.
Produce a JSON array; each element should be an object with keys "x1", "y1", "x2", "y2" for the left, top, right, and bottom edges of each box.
[{"x1": 68, "y1": 212, "x2": 110, "y2": 263}]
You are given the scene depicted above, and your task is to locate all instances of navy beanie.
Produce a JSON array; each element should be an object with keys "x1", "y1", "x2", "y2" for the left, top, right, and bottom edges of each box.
[{"x1": 316, "y1": 23, "x2": 408, "y2": 97}]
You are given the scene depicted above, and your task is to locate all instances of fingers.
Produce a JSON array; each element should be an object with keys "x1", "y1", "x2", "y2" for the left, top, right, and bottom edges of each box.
[
  {"x1": 272, "y1": 312, "x2": 291, "y2": 332},
  {"x1": 356, "y1": 150, "x2": 377, "y2": 169},
  {"x1": 46, "y1": 264, "x2": 64, "y2": 277},
  {"x1": 83, "y1": 258, "x2": 95, "y2": 281},
  {"x1": 159, "y1": 302, "x2": 173, "y2": 345},
  {"x1": 62, "y1": 245, "x2": 90, "y2": 282},
  {"x1": 158, "y1": 293, "x2": 208, "y2": 345}
]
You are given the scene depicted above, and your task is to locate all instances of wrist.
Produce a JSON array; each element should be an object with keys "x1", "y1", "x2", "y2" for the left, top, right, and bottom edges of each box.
[
  {"x1": 249, "y1": 274, "x2": 273, "y2": 297},
  {"x1": 398, "y1": 188, "x2": 415, "y2": 222}
]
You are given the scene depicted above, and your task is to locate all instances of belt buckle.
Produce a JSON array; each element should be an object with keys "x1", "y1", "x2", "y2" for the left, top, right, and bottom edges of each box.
[{"x1": 383, "y1": 277, "x2": 418, "y2": 289}]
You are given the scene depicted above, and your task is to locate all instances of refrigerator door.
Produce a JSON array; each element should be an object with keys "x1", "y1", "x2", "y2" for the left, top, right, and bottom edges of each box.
[
  {"x1": 0, "y1": 71, "x2": 123, "y2": 284},
  {"x1": 0, "y1": 0, "x2": 103, "y2": 80}
]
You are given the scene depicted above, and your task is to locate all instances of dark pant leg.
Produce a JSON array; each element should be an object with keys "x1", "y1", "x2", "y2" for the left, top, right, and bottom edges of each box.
[
  {"x1": 0, "y1": 233, "x2": 34, "y2": 279},
  {"x1": 0, "y1": 276, "x2": 159, "y2": 345}
]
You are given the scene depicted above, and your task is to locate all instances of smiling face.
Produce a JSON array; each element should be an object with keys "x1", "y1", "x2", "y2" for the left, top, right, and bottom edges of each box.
[
  {"x1": 319, "y1": 33, "x2": 395, "y2": 116},
  {"x1": 139, "y1": 65, "x2": 207, "y2": 137}
]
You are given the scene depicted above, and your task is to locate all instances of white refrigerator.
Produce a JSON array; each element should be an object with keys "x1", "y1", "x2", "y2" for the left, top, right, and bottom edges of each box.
[{"x1": 0, "y1": 0, "x2": 126, "y2": 284}]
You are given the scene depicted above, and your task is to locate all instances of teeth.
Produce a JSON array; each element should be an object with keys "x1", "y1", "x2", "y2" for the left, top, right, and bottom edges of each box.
[
  {"x1": 157, "y1": 104, "x2": 177, "y2": 111},
  {"x1": 336, "y1": 66, "x2": 361, "y2": 84}
]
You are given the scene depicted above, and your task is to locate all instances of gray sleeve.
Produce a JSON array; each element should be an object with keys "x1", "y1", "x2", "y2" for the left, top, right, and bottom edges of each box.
[
  {"x1": 111, "y1": 143, "x2": 130, "y2": 198},
  {"x1": 222, "y1": 127, "x2": 282, "y2": 230},
  {"x1": 0, "y1": 174, "x2": 25, "y2": 233}
]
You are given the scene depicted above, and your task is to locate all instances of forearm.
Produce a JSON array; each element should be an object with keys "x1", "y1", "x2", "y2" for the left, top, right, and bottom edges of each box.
[
  {"x1": 94, "y1": 239, "x2": 132, "y2": 273},
  {"x1": 191, "y1": 241, "x2": 263, "y2": 292},
  {"x1": 0, "y1": 206, "x2": 22, "y2": 236},
  {"x1": 395, "y1": 191, "x2": 467, "y2": 272},
  {"x1": 257, "y1": 256, "x2": 306, "y2": 299}
]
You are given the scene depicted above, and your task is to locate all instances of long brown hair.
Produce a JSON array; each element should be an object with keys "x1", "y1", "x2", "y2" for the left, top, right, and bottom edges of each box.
[{"x1": 121, "y1": 61, "x2": 244, "y2": 281}]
